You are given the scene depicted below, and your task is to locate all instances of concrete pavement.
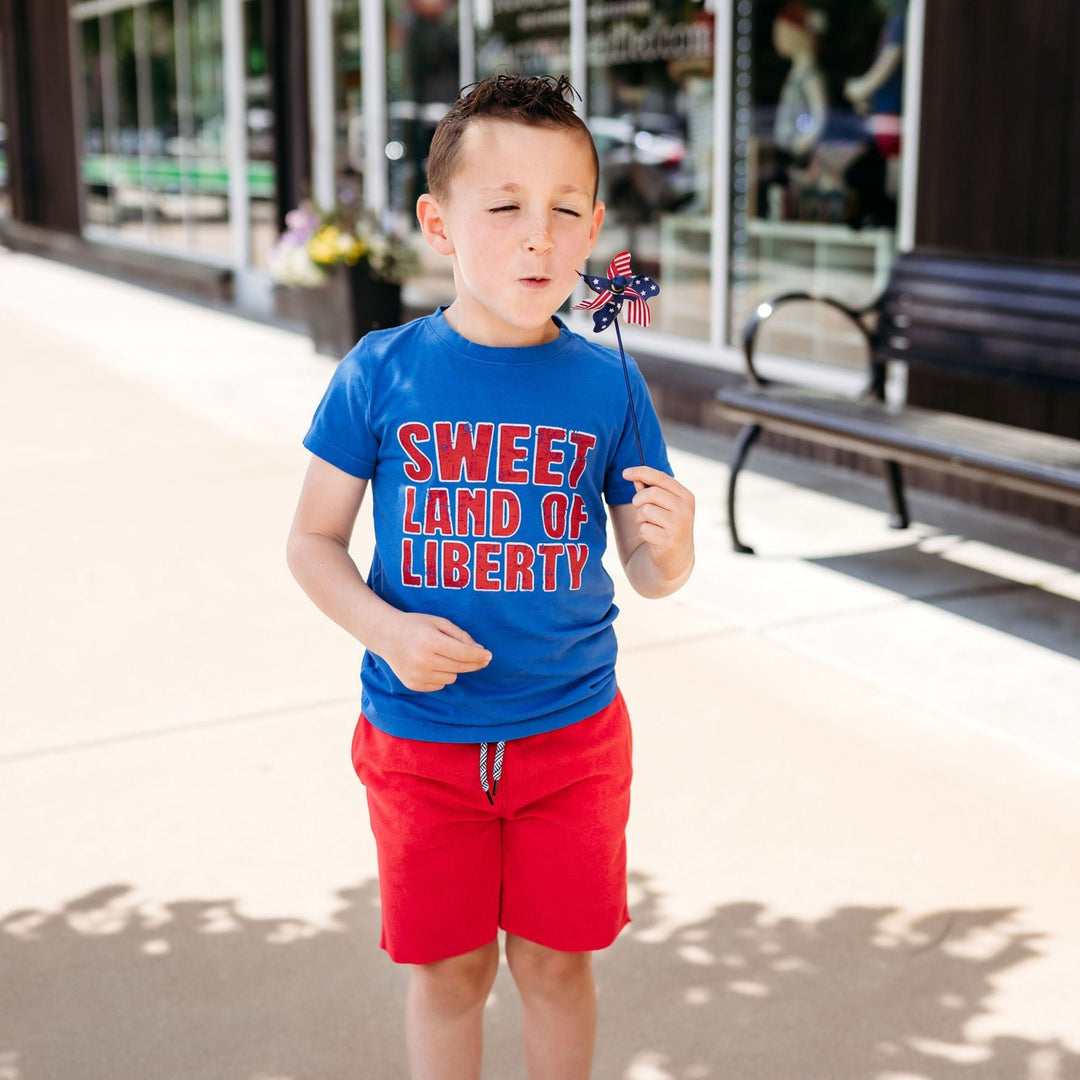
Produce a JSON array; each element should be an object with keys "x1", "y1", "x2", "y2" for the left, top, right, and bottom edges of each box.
[{"x1": 2, "y1": 246, "x2": 1079, "y2": 1080}]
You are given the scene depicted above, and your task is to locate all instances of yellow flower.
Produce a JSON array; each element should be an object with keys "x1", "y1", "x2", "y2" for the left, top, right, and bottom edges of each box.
[{"x1": 308, "y1": 226, "x2": 342, "y2": 266}]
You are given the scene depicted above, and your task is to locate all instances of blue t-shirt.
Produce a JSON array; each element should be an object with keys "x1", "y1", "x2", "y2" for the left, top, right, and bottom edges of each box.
[{"x1": 303, "y1": 308, "x2": 672, "y2": 743}]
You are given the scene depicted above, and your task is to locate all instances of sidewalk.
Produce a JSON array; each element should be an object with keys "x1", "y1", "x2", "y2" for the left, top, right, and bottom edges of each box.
[{"x1": 2, "y1": 247, "x2": 1079, "y2": 1080}]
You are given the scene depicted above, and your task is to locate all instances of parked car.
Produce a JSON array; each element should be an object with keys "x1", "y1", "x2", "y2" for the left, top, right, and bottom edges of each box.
[{"x1": 588, "y1": 115, "x2": 696, "y2": 219}]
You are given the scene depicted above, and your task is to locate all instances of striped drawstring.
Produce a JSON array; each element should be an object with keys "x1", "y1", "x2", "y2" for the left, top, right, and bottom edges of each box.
[{"x1": 479, "y1": 741, "x2": 505, "y2": 805}]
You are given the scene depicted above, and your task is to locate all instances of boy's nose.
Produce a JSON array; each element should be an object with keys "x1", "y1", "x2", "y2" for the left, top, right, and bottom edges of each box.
[{"x1": 524, "y1": 225, "x2": 554, "y2": 255}]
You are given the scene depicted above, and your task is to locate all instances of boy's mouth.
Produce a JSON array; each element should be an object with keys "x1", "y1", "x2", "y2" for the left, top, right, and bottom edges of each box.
[{"x1": 520, "y1": 276, "x2": 550, "y2": 289}]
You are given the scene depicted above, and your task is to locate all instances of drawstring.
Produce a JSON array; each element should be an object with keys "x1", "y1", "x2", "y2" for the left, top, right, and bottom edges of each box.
[{"x1": 479, "y1": 741, "x2": 505, "y2": 805}]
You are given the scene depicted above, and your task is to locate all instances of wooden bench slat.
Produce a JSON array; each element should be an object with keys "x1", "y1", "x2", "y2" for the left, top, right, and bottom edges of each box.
[
  {"x1": 881, "y1": 282, "x2": 1080, "y2": 324},
  {"x1": 880, "y1": 328, "x2": 1080, "y2": 385},
  {"x1": 892, "y1": 254, "x2": 1080, "y2": 298},
  {"x1": 882, "y1": 290, "x2": 1080, "y2": 336}
]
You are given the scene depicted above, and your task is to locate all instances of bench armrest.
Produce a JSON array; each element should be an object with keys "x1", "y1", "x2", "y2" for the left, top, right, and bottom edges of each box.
[{"x1": 742, "y1": 291, "x2": 880, "y2": 397}]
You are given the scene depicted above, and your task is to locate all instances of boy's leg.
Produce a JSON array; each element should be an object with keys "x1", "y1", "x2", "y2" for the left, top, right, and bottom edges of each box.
[
  {"x1": 505, "y1": 935, "x2": 596, "y2": 1080},
  {"x1": 496, "y1": 692, "x2": 632, "y2": 1078},
  {"x1": 407, "y1": 939, "x2": 500, "y2": 1080}
]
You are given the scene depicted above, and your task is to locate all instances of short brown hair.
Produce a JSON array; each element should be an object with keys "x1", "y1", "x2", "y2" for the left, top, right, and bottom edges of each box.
[{"x1": 426, "y1": 73, "x2": 599, "y2": 201}]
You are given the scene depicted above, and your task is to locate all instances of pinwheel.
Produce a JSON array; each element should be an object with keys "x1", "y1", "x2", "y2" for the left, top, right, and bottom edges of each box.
[
  {"x1": 575, "y1": 250, "x2": 660, "y2": 332},
  {"x1": 575, "y1": 250, "x2": 660, "y2": 467}
]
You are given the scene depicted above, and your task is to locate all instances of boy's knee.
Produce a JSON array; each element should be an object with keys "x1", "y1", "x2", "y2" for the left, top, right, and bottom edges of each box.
[
  {"x1": 505, "y1": 935, "x2": 593, "y2": 999},
  {"x1": 411, "y1": 940, "x2": 500, "y2": 1015}
]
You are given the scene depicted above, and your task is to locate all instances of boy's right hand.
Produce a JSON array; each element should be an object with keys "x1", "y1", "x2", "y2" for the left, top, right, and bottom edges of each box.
[{"x1": 379, "y1": 613, "x2": 492, "y2": 692}]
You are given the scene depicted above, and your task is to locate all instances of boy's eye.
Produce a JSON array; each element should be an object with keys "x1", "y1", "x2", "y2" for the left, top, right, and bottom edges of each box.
[
  {"x1": 490, "y1": 205, "x2": 518, "y2": 214},
  {"x1": 557, "y1": 207, "x2": 582, "y2": 217}
]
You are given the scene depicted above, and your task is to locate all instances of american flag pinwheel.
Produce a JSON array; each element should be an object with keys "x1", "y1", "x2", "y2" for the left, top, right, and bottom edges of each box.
[
  {"x1": 573, "y1": 250, "x2": 661, "y2": 469},
  {"x1": 574, "y1": 250, "x2": 660, "y2": 332}
]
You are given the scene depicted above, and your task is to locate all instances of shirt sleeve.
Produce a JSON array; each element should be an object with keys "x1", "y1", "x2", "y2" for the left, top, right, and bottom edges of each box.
[
  {"x1": 302, "y1": 346, "x2": 379, "y2": 478},
  {"x1": 604, "y1": 356, "x2": 672, "y2": 505}
]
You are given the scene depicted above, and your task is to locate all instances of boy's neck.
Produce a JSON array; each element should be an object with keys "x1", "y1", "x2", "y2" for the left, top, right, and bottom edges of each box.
[{"x1": 442, "y1": 300, "x2": 562, "y2": 348}]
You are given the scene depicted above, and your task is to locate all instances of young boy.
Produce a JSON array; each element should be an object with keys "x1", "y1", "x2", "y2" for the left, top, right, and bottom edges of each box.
[{"x1": 287, "y1": 73, "x2": 694, "y2": 1080}]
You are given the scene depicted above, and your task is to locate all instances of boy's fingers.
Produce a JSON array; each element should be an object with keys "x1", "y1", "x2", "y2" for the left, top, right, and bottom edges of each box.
[
  {"x1": 433, "y1": 620, "x2": 492, "y2": 666},
  {"x1": 435, "y1": 645, "x2": 491, "y2": 671},
  {"x1": 623, "y1": 465, "x2": 681, "y2": 492},
  {"x1": 625, "y1": 467, "x2": 693, "y2": 504},
  {"x1": 633, "y1": 485, "x2": 678, "y2": 510},
  {"x1": 433, "y1": 617, "x2": 477, "y2": 643}
]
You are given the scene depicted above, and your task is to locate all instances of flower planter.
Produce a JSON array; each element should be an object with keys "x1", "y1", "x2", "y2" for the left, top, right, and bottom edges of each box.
[{"x1": 300, "y1": 263, "x2": 404, "y2": 358}]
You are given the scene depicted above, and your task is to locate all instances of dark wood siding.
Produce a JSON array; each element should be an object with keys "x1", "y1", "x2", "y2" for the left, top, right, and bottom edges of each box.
[
  {"x1": 2, "y1": 0, "x2": 80, "y2": 231},
  {"x1": 268, "y1": 0, "x2": 310, "y2": 230},
  {"x1": 916, "y1": 0, "x2": 1080, "y2": 260}
]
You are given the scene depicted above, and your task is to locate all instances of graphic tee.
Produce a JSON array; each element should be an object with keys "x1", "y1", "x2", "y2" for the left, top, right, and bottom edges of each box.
[{"x1": 303, "y1": 308, "x2": 671, "y2": 743}]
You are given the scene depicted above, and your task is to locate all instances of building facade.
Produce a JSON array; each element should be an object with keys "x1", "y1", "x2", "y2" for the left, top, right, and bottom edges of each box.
[{"x1": 2, "y1": 0, "x2": 1078, "y2": 524}]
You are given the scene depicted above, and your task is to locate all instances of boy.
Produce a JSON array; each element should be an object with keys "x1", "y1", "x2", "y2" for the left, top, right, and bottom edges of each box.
[{"x1": 287, "y1": 74, "x2": 694, "y2": 1080}]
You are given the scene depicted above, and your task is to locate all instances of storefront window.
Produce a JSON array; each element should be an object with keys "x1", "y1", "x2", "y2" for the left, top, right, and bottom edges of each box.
[
  {"x1": 73, "y1": 0, "x2": 276, "y2": 266},
  {"x1": 729, "y1": 0, "x2": 905, "y2": 369},
  {"x1": 186, "y1": 0, "x2": 230, "y2": 255},
  {"x1": 333, "y1": 0, "x2": 363, "y2": 192},
  {"x1": 384, "y1": 0, "x2": 461, "y2": 303}
]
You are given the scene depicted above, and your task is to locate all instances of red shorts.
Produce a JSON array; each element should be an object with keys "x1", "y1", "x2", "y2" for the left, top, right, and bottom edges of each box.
[{"x1": 351, "y1": 690, "x2": 633, "y2": 965}]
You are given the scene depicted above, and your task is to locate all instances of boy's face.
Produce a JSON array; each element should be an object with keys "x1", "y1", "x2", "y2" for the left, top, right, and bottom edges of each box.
[{"x1": 417, "y1": 119, "x2": 605, "y2": 348}]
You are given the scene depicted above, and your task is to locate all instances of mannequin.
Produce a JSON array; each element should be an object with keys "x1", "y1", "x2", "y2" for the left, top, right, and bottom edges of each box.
[{"x1": 764, "y1": 3, "x2": 828, "y2": 219}]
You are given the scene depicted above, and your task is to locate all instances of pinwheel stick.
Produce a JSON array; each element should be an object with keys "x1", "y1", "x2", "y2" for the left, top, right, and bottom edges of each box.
[{"x1": 612, "y1": 317, "x2": 646, "y2": 469}]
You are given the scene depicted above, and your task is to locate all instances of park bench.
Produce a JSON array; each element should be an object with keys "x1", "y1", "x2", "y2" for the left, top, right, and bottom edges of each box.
[{"x1": 716, "y1": 250, "x2": 1080, "y2": 553}]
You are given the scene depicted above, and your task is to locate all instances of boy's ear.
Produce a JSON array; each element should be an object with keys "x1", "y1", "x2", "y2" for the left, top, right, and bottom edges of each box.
[
  {"x1": 416, "y1": 193, "x2": 455, "y2": 255},
  {"x1": 587, "y1": 200, "x2": 606, "y2": 255}
]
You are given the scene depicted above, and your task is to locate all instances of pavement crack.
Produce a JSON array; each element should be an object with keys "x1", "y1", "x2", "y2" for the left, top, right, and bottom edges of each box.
[
  {"x1": 620, "y1": 625, "x2": 742, "y2": 654},
  {"x1": 0, "y1": 695, "x2": 359, "y2": 765}
]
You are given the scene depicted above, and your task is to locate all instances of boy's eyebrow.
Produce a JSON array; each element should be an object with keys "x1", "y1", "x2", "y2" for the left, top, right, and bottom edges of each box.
[{"x1": 480, "y1": 182, "x2": 591, "y2": 198}]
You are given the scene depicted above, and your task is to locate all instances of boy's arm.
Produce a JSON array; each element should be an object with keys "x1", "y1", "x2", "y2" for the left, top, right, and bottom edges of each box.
[
  {"x1": 609, "y1": 466, "x2": 695, "y2": 599},
  {"x1": 286, "y1": 455, "x2": 492, "y2": 691}
]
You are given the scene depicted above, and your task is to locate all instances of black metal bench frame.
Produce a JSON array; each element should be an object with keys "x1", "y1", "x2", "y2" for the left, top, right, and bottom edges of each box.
[{"x1": 717, "y1": 251, "x2": 1080, "y2": 553}]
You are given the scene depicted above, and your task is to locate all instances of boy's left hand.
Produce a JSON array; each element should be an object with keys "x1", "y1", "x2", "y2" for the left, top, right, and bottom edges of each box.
[{"x1": 615, "y1": 465, "x2": 695, "y2": 596}]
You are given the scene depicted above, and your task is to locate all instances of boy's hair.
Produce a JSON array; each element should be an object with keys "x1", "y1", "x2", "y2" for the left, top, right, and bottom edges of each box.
[{"x1": 427, "y1": 73, "x2": 600, "y2": 202}]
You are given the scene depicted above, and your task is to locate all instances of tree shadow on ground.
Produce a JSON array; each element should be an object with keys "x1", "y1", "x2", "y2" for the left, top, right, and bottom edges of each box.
[
  {"x1": 2, "y1": 874, "x2": 1078, "y2": 1080},
  {"x1": 596, "y1": 873, "x2": 1080, "y2": 1080}
]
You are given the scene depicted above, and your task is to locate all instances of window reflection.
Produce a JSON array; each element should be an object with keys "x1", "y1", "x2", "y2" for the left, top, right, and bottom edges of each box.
[
  {"x1": 477, "y1": 0, "x2": 570, "y2": 77},
  {"x1": 243, "y1": 0, "x2": 278, "y2": 267},
  {"x1": 388, "y1": 0, "x2": 459, "y2": 217},
  {"x1": 589, "y1": 4, "x2": 715, "y2": 342},
  {"x1": 333, "y1": 0, "x2": 362, "y2": 189}
]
